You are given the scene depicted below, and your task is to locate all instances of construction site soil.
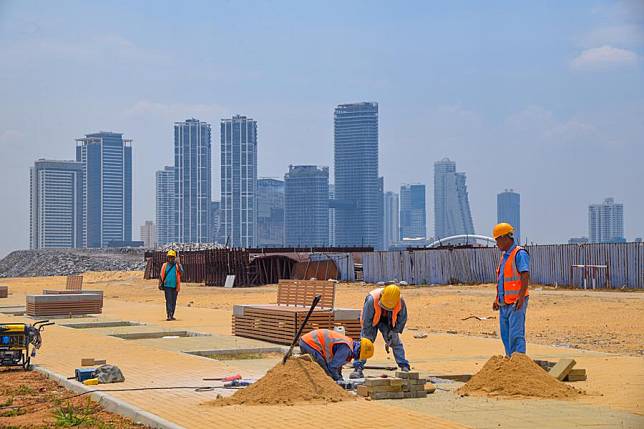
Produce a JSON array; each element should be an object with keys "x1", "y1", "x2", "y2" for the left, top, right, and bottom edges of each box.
[
  {"x1": 210, "y1": 356, "x2": 353, "y2": 406},
  {"x1": 457, "y1": 353, "x2": 581, "y2": 399},
  {"x1": 4, "y1": 271, "x2": 641, "y2": 356}
]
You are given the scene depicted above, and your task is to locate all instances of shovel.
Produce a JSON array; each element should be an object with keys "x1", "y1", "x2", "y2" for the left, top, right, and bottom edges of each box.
[{"x1": 282, "y1": 294, "x2": 322, "y2": 364}]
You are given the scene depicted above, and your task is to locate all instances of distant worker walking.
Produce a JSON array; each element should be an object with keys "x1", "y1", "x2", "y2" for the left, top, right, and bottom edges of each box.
[
  {"x1": 159, "y1": 250, "x2": 184, "y2": 321},
  {"x1": 492, "y1": 223, "x2": 530, "y2": 356},
  {"x1": 299, "y1": 329, "x2": 374, "y2": 382},
  {"x1": 350, "y1": 284, "x2": 410, "y2": 379}
]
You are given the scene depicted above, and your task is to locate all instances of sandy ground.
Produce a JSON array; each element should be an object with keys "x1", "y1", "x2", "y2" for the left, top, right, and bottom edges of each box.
[{"x1": 3, "y1": 271, "x2": 641, "y2": 356}]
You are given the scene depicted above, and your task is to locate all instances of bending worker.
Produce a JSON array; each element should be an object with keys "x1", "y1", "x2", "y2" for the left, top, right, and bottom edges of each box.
[
  {"x1": 299, "y1": 329, "x2": 374, "y2": 381},
  {"x1": 492, "y1": 223, "x2": 530, "y2": 356},
  {"x1": 350, "y1": 284, "x2": 410, "y2": 379},
  {"x1": 159, "y1": 249, "x2": 184, "y2": 321}
]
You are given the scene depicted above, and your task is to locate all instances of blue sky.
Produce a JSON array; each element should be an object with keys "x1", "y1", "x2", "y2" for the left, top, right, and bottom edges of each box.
[{"x1": 0, "y1": 0, "x2": 642, "y2": 256}]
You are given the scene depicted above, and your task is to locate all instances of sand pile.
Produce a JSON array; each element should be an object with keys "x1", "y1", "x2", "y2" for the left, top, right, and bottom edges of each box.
[
  {"x1": 457, "y1": 353, "x2": 581, "y2": 399},
  {"x1": 210, "y1": 356, "x2": 353, "y2": 406}
]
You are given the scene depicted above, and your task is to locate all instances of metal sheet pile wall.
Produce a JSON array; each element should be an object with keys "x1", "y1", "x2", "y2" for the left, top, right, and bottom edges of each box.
[{"x1": 363, "y1": 243, "x2": 643, "y2": 288}]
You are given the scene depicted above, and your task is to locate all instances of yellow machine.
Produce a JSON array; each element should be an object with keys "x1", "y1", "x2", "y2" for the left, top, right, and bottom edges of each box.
[{"x1": 0, "y1": 321, "x2": 53, "y2": 370}]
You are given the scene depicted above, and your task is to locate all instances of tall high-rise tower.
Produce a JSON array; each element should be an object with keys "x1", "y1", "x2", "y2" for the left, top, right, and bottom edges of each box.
[
  {"x1": 220, "y1": 115, "x2": 257, "y2": 247},
  {"x1": 400, "y1": 184, "x2": 426, "y2": 240},
  {"x1": 174, "y1": 119, "x2": 211, "y2": 243},
  {"x1": 333, "y1": 102, "x2": 382, "y2": 249},
  {"x1": 257, "y1": 178, "x2": 285, "y2": 247},
  {"x1": 156, "y1": 166, "x2": 177, "y2": 245},
  {"x1": 497, "y1": 189, "x2": 521, "y2": 243},
  {"x1": 433, "y1": 158, "x2": 474, "y2": 239},
  {"x1": 588, "y1": 198, "x2": 624, "y2": 243},
  {"x1": 284, "y1": 165, "x2": 329, "y2": 247},
  {"x1": 76, "y1": 132, "x2": 132, "y2": 247},
  {"x1": 29, "y1": 159, "x2": 84, "y2": 249},
  {"x1": 383, "y1": 191, "x2": 399, "y2": 249}
]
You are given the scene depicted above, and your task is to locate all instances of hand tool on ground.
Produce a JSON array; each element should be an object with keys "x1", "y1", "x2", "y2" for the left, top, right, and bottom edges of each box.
[
  {"x1": 282, "y1": 294, "x2": 322, "y2": 364},
  {"x1": 203, "y1": 374, "x2": 241, "y2": 382},
  {"x1": 343, "y1": 364, "x2": 398, "y2": 371},
  {"x1": 224, "y1": 379, "x2": 253, "y2": 388}
]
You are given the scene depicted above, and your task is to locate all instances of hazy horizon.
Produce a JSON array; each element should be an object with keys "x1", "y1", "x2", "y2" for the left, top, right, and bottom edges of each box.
[{"x1": 1, "y1": 0, "x2": 643, "y2": 257}]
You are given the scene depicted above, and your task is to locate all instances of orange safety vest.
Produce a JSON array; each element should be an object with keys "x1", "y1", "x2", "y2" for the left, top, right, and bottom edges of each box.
[
  {"x1": 160, "y1": 262, "x2": 181, "y2": 292},
  {"x1": 496, "y1": 246, "x2": 528, "y2": 304},
  {"x1": 300, "y1": 329, "x2": 354, "y2": 363},
  {"x1": 361, "y1": 288, "x2": 403, "y2": 328}
]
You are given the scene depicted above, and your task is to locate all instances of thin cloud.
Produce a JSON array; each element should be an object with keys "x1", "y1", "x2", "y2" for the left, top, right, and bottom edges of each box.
[{"x1": 571, "y1": 45, "x2": 639, "y2": 70}]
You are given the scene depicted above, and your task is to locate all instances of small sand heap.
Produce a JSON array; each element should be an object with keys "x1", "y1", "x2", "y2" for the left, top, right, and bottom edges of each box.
[
  {"x1": 457, "y1": 353, "x2": 581, "y2": 399},
  {"x1": 209, "y1": 356, "x2": 353, "y2": 406}
]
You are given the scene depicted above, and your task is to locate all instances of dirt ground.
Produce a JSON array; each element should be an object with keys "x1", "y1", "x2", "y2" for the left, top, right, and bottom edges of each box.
[
  {"x1": 0, "y1": 369, "x2": 146, "y2": 428},
  {"x1": 4, "y1": 271, "x2": 641, "y2": 356}
]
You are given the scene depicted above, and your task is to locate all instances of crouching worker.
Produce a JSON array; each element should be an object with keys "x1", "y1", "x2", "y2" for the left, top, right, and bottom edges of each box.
[
  {"x1": 299, "y1": 329, "x2": 374, "y2": 381},
  {"x1": 351, "y1": 284, "x2": 410, "y2": 379}
]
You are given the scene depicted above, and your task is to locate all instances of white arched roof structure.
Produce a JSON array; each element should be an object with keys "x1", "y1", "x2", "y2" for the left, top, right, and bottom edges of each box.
[{"x1": 427, "y1": 234, "x2": 496, "y2": 248}]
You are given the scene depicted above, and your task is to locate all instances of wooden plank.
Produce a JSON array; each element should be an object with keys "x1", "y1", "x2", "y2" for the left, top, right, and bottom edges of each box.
[
  {"x1": 549, "y1": 359, "x2": 576, "y2": 381},
  {"x1": 564, "y1": 374, "x2": 587, "y2": 382}
]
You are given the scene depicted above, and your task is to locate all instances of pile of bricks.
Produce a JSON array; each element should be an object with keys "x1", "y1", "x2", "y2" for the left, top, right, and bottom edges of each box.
[{"x1": 357, "y1": 372, "x2": 435, "y2": 400}]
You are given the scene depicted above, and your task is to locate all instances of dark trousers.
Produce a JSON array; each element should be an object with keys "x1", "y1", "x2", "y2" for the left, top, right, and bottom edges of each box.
[{"x1": 164, "y1": 287, "x2": 178, "y2": 318}]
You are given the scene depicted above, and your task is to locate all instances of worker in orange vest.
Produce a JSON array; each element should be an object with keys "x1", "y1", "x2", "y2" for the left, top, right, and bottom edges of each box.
[
  {"x1": 159, "y1": 249, "x2": 184, "y2": 321},
  {"x1": 492, "y1": 223, "x2": 530, "y2": 356},
  {"x1": 299, "y1": 329, "x2": 374, "y2": 382},
  {"x1": 350, "y1": 284, "x2": 410, "y2": 379}
]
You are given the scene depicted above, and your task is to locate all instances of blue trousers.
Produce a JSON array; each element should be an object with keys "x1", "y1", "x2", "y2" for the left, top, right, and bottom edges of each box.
[
  {"x1": 499, "y1": 297, "x2": 528, "y2": 356},
  {"x1": 353, "y1": 323, "x2": 409, "y2": 370},
  {"x1": 164, "y1": 287, "x2": 178, "y2": 318}
]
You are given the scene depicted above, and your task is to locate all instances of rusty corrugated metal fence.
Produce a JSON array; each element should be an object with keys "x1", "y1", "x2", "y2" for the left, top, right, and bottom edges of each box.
[{"x1": 362, "y1": 243, "x2": 643, "y2": 288}]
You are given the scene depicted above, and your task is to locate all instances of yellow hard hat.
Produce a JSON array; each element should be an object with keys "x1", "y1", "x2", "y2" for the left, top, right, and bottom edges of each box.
[
  {"x1": 167, "y1": 249, "x2": 177, "y2": 257},
  {"x1": 492, "y1": 223, "x2": 514, "y2": 239},
  {"x1": 380, "y1": 284, "x2": 401, "y2": 310},
  {"x1": 359, "y1": 338, "x2": 374, "y2": 360}
]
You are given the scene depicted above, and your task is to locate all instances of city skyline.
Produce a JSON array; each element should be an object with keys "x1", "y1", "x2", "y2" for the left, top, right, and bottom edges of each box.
[{"x1": 2, "y1": 1, "x2": 643, "y2": 256}]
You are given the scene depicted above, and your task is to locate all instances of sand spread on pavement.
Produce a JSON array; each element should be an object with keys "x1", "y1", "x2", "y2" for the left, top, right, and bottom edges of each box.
[
  {"x1": 209, "y1": 356, "x2": 353, "y2": 406},
  {"x1": 457, "y1": 353, "x2": 581, "y2": 399}
]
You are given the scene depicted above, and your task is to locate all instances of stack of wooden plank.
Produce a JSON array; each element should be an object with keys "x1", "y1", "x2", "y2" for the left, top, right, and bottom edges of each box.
[
  {"x1": 0, "y1": 286, "x2": 7, "y2": 298},
  {"x1": 26, "y1": 293, "x2": 102, "y2": 317},
  {"x1": 232, "y1": 280, "x2": 363, "y2": 344},
  {"x1": 66, "y1": 275, "x2": 83, "y2": 291},
  {"x1": 357, "y1": 372, "x2": 435, "y2": 400},
  {"x1": 232, "y1": 304, "x2": 334, "y2": 344},
  {"x1": 43, "y1": 289, "x2": 104, "y2": 298}
]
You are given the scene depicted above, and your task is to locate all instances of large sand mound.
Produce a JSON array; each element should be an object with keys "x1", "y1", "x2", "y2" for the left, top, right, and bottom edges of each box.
[
  {"x1": 210, "y1": 356, "x2": 353, "y2": 406},
  {"x1": 457, "y1": 353, "x2": 581, "y2": 399}
]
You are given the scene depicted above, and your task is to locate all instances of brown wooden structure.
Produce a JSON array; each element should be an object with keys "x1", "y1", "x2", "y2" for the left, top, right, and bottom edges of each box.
[
  {"x1": 65, "y1": 275, "x2": 83, "y2": 291},
  {"x1": 26, "y1": 293, "x2": 102, "y2": 317},
  {"x1": 0, "y1": 286, "x2": 7, "y2": 298},
  {"x1": 232, "y1": 280, "x2": 362, "y2": 344}
]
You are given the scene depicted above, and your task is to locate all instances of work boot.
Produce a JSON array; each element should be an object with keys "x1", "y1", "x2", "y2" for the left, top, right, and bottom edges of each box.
[
  {"x1": 399, "y1": 366, "x2": 410, "y2": 372},
  {"x1": 349, "y1": 369, "x2": 364, "y2": 379}
]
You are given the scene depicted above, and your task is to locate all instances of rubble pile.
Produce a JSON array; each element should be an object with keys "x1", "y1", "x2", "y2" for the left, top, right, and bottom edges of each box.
[
  {"x1": 156, "y1": 243, "x2": 226, "y2": 252},
  {"x1": 0, "y1": 249, "x2": 146, "y2": 278}
]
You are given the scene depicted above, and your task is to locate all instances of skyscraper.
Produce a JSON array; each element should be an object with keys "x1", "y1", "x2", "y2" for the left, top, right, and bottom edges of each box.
[
  {"x1": 257, "y1": 178, "x2": 285, "y2": 247},
  {"x1": 399, "y1": 184, "x2": 426, "y2": 240},
  {"x1": 155, "y1": 166, "x2": 177, "y2": 245},
  {"x1": 76, "y1": 132, "x2": 132, "y2": 247},
  {"x1": 588, "y1": 198, "x2": 624, "y2": 243},
  {"x1": 328, "y1": 184, "x2": 336, "y2": 246},
  {"x1": 334, "y1": 102, "x2": 383, "y2": 249},
  {"x1": 175, "y1": 119, "x2": 211, "y2": 243},
  {"x1": 140, "y1": 220, "x2": 156, "y2": 248},
  {"x1": 284, "y1": 165, "x2": 329, "y2": 247},
  {"x1": 29, "y1": 159, "x2": 84, "y2": 249},
  {"x1": 220, "y1": 115, "x2": 257, "y2": 247},
  {"x1": 433, "y1": 158, "x2": 474, "y2": 239},
  {"x1": 383, "y1": 191, "x2": 399, "y2": 249},
  {"x1": 497, "y1": 189, "x2": 521, "y2": 243},
  {"x1": 209, "y1": 201, "x2": 221, "y2": 243}
]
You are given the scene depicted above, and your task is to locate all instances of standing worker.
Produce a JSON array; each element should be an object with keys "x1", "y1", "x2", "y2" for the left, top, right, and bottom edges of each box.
[
  {"x1": 159, "y1": 250, "x2": 184, "y2": 321},
  {"x1": 299, "y1": 329, "x2": 374, "y2": 382},
  {"x1": 492, "y1": 223, "x2": 530, "y2": 356},
  {"x1": 350, "y1": 284, "x2": 410, "y2": 379}
]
